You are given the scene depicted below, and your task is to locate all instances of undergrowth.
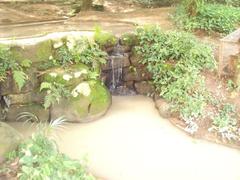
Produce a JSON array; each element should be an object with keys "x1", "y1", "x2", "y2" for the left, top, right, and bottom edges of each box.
[
  {"x1": 0, "y1": 45, "x2": 31, "y2": 90},
  {"x1": 134, "y1": 26, "x2": 239, "y2": 139},
  {"x1": 1, "y1": 116, "x2": 94, "y2": 180},
  {"x1": 173, "y1": 3, "x2": 240, "y2": 34}
]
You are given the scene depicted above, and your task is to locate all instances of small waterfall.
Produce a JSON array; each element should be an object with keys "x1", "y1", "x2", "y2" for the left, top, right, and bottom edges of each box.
[{"x1": 107, "y1": 40, "x2": 136, "y2": 96}]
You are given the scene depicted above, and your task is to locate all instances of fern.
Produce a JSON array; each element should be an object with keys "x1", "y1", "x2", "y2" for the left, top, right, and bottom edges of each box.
[
  {"x1": 40, "y1": 82, "x2": 71, "y2": 109},
  {"x1": 13, "y1": 70, "x2": 28, "y2": 90}
]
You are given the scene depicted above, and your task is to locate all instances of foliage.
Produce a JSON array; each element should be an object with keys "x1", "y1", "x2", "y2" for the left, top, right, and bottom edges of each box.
[
  {"x1": 0, "y1": 45, "x2": 30, "y2": 90},
  {"x1": 94, "y1": 26, "x2": 117, "y2": 47},
  {"x1": 173, "y1": 3, "x2": 240, "y2": 34},
  {"x1": 40, "y1": 82, "x2": 71, "y2": 109},
  {"x1": 135, "y1": 25, "x2": 216, "y2": 131},
  {"x1": 3, "y1": 117, "x2": 94, "y2": 180},
  {"x1": 207, "y1": 0, "x2": 240, "y2": 7},
  {"x1": 209, "y1": 103, "x2": 240, "y2": 141},
  {"x1": 42, "y1": 38, "x2": 107, "y2": 71},
  {"x1": 182, "y1": 0, "x2": 205, "y2": 16},
  {"x1": 121, "y1": 33, "x2": 138, "y2": 47}
]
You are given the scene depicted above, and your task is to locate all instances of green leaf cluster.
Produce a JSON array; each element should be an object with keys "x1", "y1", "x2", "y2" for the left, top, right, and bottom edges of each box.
[
  {"x1": 135, "y1": 26, "x2": 216, "y2": 121},
  {"x1": 173, "y1": 3, "x2": 240, "y2": 34},
  {"x1": 40, "y1": 82, "x2": 71, "y2": 109},
  {"x1": 6, "y1": 133, "x2": 94, "y2": 180},
  {"x1": 0, "y1": 45, "x2": 31, "y2": 90}
]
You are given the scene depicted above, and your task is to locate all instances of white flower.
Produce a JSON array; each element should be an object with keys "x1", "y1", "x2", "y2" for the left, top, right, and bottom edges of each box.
[
  {"x1": 49, "y1": 72, "x2": 57, "y2": 78},
  {"x1": 49, "y1": 55, "x2": 53, "y2": 60},
  {"x1": 71, "y1": 82, "x2": 91, "y2": 97},
  {"x1": 74, "y1": 69, "x2": 88, "y2": 78},
  {"x1": 53, "y1": 41, "x2": 63, "y2": 49},
  {"x1": 63, "y1": 74, "x2": 73, "y2": 81}
]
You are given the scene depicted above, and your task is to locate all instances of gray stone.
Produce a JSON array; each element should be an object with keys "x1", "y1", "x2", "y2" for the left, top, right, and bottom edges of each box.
[
  {"x1": 6, "y1": 104, "x2": 49, "y2": 122},
  {"x1": 0, "y1": 69, "x2": 40, "y2": 95},
  {"x1": 8, "y1": 92, "x2": 44, "y2": 105},
  {"x1": 129, "y1": 51, "x2": 143, "y2": 67},
  {"x1": 123, "y1": 67, "x2": 152, "y2": 82},
  {"x1": 154, "y1": 98, "x2": 176, "y2": 119},
  {"x1": 0, "y1": 122, "x2": 22, "y2": 157},
  {"x1": 134, "y1": 81, "x2": 154, "y2": 95},
  {"x1": 101, "y1": 53, "x2": 130, "y2": 71}
]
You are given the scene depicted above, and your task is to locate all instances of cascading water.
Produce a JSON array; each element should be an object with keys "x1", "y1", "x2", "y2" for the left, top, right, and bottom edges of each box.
[{"x1": 106, "y1": 40, "x2": 135, "y2": 95}]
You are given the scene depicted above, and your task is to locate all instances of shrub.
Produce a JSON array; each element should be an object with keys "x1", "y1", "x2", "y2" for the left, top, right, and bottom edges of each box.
[
  {"x1": 2, "y1": 117, "x2": 94, "y2": 180},
  {"x1": 173, "y1": 3, "x2": 240, "y2": 34},
  {"x1": 41, "y1": 37, "x2": 107, "y2": 70},
  {"x1": 0, "y1": 45, "x2": 31, "y2": 90},
  {"x1": 134, "y1": 25, "x2": 216, "y2": 132},
  {"x1": 94, "y1": 26, "x2": 117, "y2": 47}
]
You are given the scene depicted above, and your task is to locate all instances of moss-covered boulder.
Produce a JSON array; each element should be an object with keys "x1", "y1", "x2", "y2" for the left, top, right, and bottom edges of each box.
[
  {"x1": 0, "y1": 122, "x2": 22, "y2": 157},
  {"x1": 11, "y1": 40, "x2": 53, "y2": 65},
  {"x1": 41, "y1": 64, "x2": 90, "y2": 86},
  {"x1": 6, "y1": 104, "x2": 49, "y2": 122},
  {"x1": 51, "y1": 80, "x2": 111, "y2": 123}
]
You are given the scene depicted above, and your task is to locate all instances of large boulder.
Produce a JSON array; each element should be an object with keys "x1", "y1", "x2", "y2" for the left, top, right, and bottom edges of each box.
[
  {"x1": 41, "y1": 64, "x2": 90, "y2": 86},
  {"x1": 51, "y1": 80, "x2": 111, "y2": 123},
  {"x1": 6, "y1": 104, "x2": 49, "y2": 122},
  {"x1": 0, "y1": 122, "x2": 22, "y2": 157}
]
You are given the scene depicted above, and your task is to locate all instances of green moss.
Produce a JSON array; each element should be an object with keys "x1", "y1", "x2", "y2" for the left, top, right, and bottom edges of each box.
[
  {"x1": 121, "y1": 33, "x2": 138, "y2": 47},
  {"x1": 88, "y1": 80, "x2": 111, "y2": 115},
  {"x1": 10, "y1": 40, "x2": 53, "y2": 65},
  {"x1": 36, "y1": 40, "x2": 53, "y2": 62},
  {"x1": 94, "y1": 26, "x2": 117, "y2": 47},
  {"x1": 42, "y1": 64, "x2": 90, "y2": 86},
  {"x1": 69, "y1": 80, "x2": 111, "y2": 119}
]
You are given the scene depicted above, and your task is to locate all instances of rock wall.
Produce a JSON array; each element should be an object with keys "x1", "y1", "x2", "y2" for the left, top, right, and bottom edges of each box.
[
  {"x1": 0, "y1": 32, "x2": 111, "y2": 123},
  {"x1": 101, "y1": 38, "x2": 154, "y2": 96}
]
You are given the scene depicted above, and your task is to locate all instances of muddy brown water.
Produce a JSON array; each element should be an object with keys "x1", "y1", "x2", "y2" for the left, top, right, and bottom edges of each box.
[{"x1": 8, "y1": 96, "x2": 240, "y2": 180}]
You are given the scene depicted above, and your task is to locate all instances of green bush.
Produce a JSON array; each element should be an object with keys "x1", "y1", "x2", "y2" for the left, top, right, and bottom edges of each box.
[
  {"x1": 2, "y1": 117, "x2": 94, "y2": 180},
  {"x1": 207, "y1": 0, "x2": 240, "y2": 7},
  {"x1": 0, "y1": 45, "x2": 31, "y2": 90},
  {"x1": 94, "y1": 26, "x2": 117, "y2": 47},
  {"x1": 173, "y1": 3, "x2": 240, "y2": 34},
  {"x1": 134, "y1": 26, "x2": 216, "y2": 130}
]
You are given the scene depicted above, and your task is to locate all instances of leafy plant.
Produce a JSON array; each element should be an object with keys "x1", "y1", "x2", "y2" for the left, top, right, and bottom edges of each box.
[
  {"x1": 40, "y1": 82, "x2": 71, "y2": 109},
  {"x1": 94, "y1": 26, "x2": 117, "y2": 47},
  {"x1": 0, "y1": 45, "x2": 30, "y2": 90},
  {"x1": 209, "y1": 103, "x2": 240, "y2": 141},
  {"x1": 2, "y1": 116, "x2": 94, "y2": 180},
  {"x1": 43, "y1": 38, "x2": 107, "y2": 72},
  {"x1": 134, "y1": 25, "x2": 216, "y2": 131},
  {"x1": 173, "y1": 3, "x2": 240, "y2": 34}
]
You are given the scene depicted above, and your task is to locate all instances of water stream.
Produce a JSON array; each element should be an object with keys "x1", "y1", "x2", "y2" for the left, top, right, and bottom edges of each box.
[{"x1": 107, "y1": 40, "x2": 136, "y2": 96}]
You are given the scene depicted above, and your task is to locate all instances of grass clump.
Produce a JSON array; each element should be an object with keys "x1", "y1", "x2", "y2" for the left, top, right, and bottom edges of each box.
[{"x1": 173, "y1": 3, "x2": 240, "y2": 34}]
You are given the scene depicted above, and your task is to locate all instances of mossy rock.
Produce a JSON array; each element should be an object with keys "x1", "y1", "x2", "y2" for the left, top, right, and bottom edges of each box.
[
  {"x1": 0, "y1": 68, "x2": 40, "y2": 95},
  {"x1": 51, "y1": 80, "x2": 111, "y2": 123},
  {"x1": 120, "y1": 33, "x2": 138, "y2": 47},
  {"x1": 41, "y1": 64, "x2": 90, "y2": 87},
  {"x1": 0, "y1": 122, "x2": 22, "y2": 157},
  {"x1": 11, "y1": 40, "x2": 53, "y2": 64},
  {"x1": 6, "y1": 104, "x2": 50, "y2": 122}
]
